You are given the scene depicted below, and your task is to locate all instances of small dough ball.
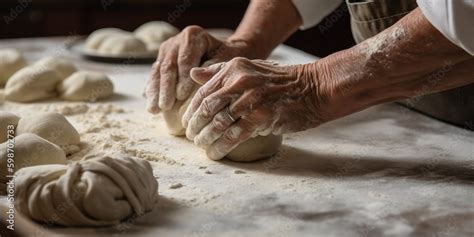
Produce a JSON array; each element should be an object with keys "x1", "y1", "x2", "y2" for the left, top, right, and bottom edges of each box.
[
  {"x1": 226, "y1": 135, "x2": 283, "y2": 162},
  {"x1": 16, "y1": 112, "x2": 80, "y2": 155},
  {"x1": 4, "y1": 65, "x2": 62, "y2": 102},
  {"x1": 0, "y1": 133, "x2": 66, "y2": 183},
  {"x1": 96, "y1": 35, "x2": 148, "y2": 56},
  {"x1": 85, "y1": 28, "x2": 130, "y2": 51},
  {"x1": 34, "y1": 56, "x2": 77, "y2": 79},
  {"x1": 0, "y1": 111, "x2": 20, "y2": 143},
  {"x1": 57, "y1": 71, "x2": 114, "y2": 101},
  {"x1": 0, "y1": 48, "x2": 27, "y2": 86},
  {"x1": 134, "y1": 21, "x2": 179, "y2": 51}
]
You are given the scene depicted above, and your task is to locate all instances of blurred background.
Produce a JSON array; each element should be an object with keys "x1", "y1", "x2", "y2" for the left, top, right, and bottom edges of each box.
[{"x1": 0, "y1": 0, "x2": 356, "y2": 57}]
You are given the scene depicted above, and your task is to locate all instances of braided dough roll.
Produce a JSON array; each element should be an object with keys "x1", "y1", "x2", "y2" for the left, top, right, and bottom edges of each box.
[{"x1": 15, "y1": 156, "x2": 158, "y2": 227}]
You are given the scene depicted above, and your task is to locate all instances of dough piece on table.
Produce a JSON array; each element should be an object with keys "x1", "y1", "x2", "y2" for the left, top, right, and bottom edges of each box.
[
  {"x1": 134, "y1": 21, "x2": 179, "y2": 52},
  {"x1": 34, "y1": 56, "x2": 77, "y2": 79},
  {"x1": 96, "y1": 34, "x2": 148, "y2": 56},
  {"x1": 85, "y1": 28, "x2": 129, "y2": 51},
  {"x1": 0, "y1": 48, "x2": 27, "y2": 86},
  {"x1": 226, "y1": 135, "x2": 283, "y2": 162},
  {"x1": 162, "y1": 89, "x2": 282, "y2": 162},
  {"x1": 16, "y1": 112, "x2": 80, "y2": 155},
  {"x1": 0, "y1": 133, "x2": 66, "y2": 184},
  {"x1": 0, "y1": 111, "x2": 20, "y2": 143},
  {"x1": 4, "y1": 65, "x2": 62, "y2": 102},
  {"x1": 57, "y1": 71, "x2": 114, "y2": 101},
  {"x1": 14, "y1": 156, "x2": 158, "y2": 227}
]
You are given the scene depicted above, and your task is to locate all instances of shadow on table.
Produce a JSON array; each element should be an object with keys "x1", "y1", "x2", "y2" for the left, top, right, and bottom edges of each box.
[{"x1": 221, "y1": 145, "x2": 474, "y2": 184}]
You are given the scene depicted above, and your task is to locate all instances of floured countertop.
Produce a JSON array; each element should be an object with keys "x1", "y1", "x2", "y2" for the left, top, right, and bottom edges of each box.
[{"x1": 0, "y1": 37, "x2": 473, "y2": 237}]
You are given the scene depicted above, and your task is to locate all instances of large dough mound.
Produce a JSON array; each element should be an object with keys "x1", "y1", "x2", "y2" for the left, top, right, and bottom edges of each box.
[
  {"x1": 0, "y1": 111, "x2": 20, "y2": 143},
  {"x1": 162, "y1": 89, "x2": 282, "y2": 162},
  {"x1": 85, "y1": 28, "x2": 130, "y2": 51},
  {"x1": 96, "y1": 34, "x2": 148, "y2": 56},
  {"x1": 0, "y1": 133, "x2": 66, "y2": 183},
  {"x1": 14, "y1": 156, "x2": 158, "y2": 227},
  {"x1": 134, "y1": 21, "x2": 179, "y2": 51},
  {"x1": 57, "y1": 71, "x2": 114, "y2": 101},
  {"x1": 16, "y1": 112, "x2": 80, "y2": 154},
  {"x1": 4, "y1": 65, "x2": 62, "y2": 102},
  {"x1": 0, "y1": 48, "x2": 27, "y2": 86},
  {"x1": 34, "y1": 56, "x2": 77, "y2": 79}
]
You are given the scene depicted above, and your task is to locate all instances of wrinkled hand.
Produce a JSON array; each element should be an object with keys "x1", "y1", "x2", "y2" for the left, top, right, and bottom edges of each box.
[
  {"x1": 144, "y1": 25, "x2": 253, "y2": 113},
  {"x1": 182, "y1": 57, "x2": 330, "y2": 160}
]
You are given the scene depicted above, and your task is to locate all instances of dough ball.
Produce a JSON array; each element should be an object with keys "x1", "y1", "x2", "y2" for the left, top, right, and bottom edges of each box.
[
  {"x1": 0, "y1": 133, "x2": 66, "y2": 183},
  {"x1": 14, "y1": 156, "x2": 158, "y2": 226},
  {"x1": 57, "y1": 71, "x2": 114, "y2": 101},
  {"x1": 134, "y1": 21, "x2": 179, "y2": 51},
  {"x1": 226, "y1": 135, "x2": 283, "y2": 162},
  {"x1": 85, "y1": 28, "x2": 130, "y2": 51},
  {"x1": 16, "y1": 112, "x2": 80, "y2": 154},
  {"x1": 96, "y1": 34, "x2": 148, "y2": 56},
  {"x1": 162, "y1": 91, "x2": 195, "y2": 136},
  {"x1": 4, "y1": 65, "x2": 62, "y2": 102},
  {"x1": 34, "y1": 56, "x2": 77, "y2": 79},
  {"x1": 0, "y1": 111, "x2": 20, "y2": 143},
  {"x1": 0, "y1": 48, "x2": 27, "y2": 86}
]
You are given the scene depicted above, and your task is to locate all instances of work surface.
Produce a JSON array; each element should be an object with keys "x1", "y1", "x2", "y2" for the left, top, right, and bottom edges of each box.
[{"x1": 1, "y1": 37, "x2": 473, "y2": 237}]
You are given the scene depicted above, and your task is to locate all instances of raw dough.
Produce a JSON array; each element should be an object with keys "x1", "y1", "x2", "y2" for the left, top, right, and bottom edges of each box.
[
  {"x1": 14, "y1": 156, "x2": 158, "y2": 226},
  {"x1": 34, "y1": 56, "x2": 77, "y2": 79},
  {"x1": 226, "y1": 135, "x2": 283, "y2": 162},
  {"x1": 96, "y1": 34, "x2": 148, "y2": 56},
  {"x1": 162, "y1": 89, "x2": 282, "y2": 162},
  {"x1": 0, "y1": 48, "x2": 27, "y2": 86},
  {"x1": 134, "y1": 21, "x2": 179, "y2": 51},
  {"x1": 0, "y1": 111, "x2": 20, "y2": 143},
  {"x1": 4, "y1": 65, "x2": 62, "y2": 102},
  {"x1": 0, "y1": 133, "x2": 66, "y2": 184},
  {"x1": 16, "y1": 112, "x2": 80, "y2": 155},
  {"x1": 57, "y1": 71, "x2": 114, "y2": 101},
  {"x1": 85, "y1": 28, "x2": 129, "y2": 51}
]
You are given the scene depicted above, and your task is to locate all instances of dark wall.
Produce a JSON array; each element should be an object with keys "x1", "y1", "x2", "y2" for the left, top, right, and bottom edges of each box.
[{"x1": 0, "y1": 0, "x2": 355, "y2": 57}]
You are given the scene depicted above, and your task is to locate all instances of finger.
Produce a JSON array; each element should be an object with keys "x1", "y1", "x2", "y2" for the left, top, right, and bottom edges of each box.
[
  {"x1": 185, "y1": 91, "x2": 232, "y2": 140},
  {"x1": 206, "y1": 119, "x2": 256, "y2": 160},
  {"x1": 176, "y1": 34, "x2": 206, "y2": 100},
  {"x1": 145, "y1": 61, "x2": 161, "y2": 114},
  {"x1": 182, "y1": 64, "x2": 227, "y2": 128},
  {"x1": 193, "y1": 109, "x2": 235, "y2": 149},
  {"x1": 158, "y1": 42, "x2": 179, "y2": 110},
  {"x1": 190, "y1": 62, "x2": 225, "y2": 85}
]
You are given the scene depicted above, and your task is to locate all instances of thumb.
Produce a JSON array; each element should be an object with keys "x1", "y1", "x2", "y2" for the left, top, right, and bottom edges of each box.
[{"x1": 190, "y1": 62, "x2": 225, "y2": 85}]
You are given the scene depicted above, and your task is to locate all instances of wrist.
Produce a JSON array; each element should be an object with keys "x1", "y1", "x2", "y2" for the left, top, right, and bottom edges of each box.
[{"x1": 227, "y1": 36, "x2": 268, "y2": 60}]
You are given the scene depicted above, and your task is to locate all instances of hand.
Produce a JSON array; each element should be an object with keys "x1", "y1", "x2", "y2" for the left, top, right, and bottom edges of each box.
[
  {"x1": 144, "y1": 25, "x2": 255, "y2": 113},
  {"x1": 182, "y1": 57, "x2": 331, "y2": 160}
]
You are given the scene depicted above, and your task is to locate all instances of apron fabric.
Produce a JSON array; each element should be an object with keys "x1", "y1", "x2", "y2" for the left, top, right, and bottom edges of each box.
[{"x1": 346, "y1": 0, "x2": 474, "y2": 130}]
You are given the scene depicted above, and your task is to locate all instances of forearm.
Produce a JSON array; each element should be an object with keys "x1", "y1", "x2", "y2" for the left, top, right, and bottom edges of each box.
[
  {"x1": 308, "y1": 8, "x2": 473, "y2": 121},
  {"x1": 229, "y1": 0, "x2": 302, "y2": 59}
]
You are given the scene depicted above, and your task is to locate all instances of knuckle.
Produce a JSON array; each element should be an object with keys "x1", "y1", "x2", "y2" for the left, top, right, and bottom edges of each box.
[
  {"x1": 177, "y1": 54, "x2": 193, "y2": 66},
  {"x1": 222, "y1": 130, "x2": 239, "y2": 144},
  {"x1": 160, "y1": 60, "x2": 177, "y2": 71},
  {"x1": 200, "y1": 98, "x2": 213, "y2": 117},
  {"x1": 183, "y1": 25, "x2": 204, "y2": 35},
  {"x1": 230, "y1": 57, "x2": 248, "y2": 65},
  {"x1": 212, "y1": 114, "x2": 229, "y2": 131}
]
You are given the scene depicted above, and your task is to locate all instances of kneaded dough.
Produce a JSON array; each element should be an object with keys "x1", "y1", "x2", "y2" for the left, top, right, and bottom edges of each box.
[
  {"x1": 0, "y1": 48, "x2": 27, "y2": 86},
  {"x1": 4, "y1": 65, "x2": 62, "y2": 102},
  {"x1": 16, "y1": 112, "x2": 80, "y2": 155},
  {"x1": 14, "y1": 156, "x2": 158, "y2": 226},
  {"x1": 57, "y1": 71, "x2": 114, "y2": 101},
  {"x1": 134, "y1": 21, "x2": 179, "y2": 51},
  {"x1": 227, "y1": 135, "x2": 283, "y2": 162},
  {"x1": 0, "y1": 111, "x2": 20, "y2": 144},
  {"x1": 0, "y1": 133, "x2": 66, "y2": 183},
  {"x1": 162, "y1": 88, "x2": 282, "y2": 162},
  {"x1": 34, "y1": 56, "x2": 77, "y2": 79},
  {"x1": 96, "y1": 34, "x2": 148, "y2": 56},
  {"x1": 85, "y1": 28, "x2": 129, "y2": 51}
]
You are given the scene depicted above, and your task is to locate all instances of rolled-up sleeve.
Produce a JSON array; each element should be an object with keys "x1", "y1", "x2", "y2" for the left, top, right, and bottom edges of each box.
[
  {"x1": 292, "y1": 0, "x2": 343, "y2": 30},
  {"x1": 417, "y1": 0, "x2": 474, "y2": 55}
]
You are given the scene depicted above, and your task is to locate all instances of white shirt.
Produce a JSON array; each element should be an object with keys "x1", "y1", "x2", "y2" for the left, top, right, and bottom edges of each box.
[{"x1": 292, "y1": 0, "x2": 474, "y2": 55}]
